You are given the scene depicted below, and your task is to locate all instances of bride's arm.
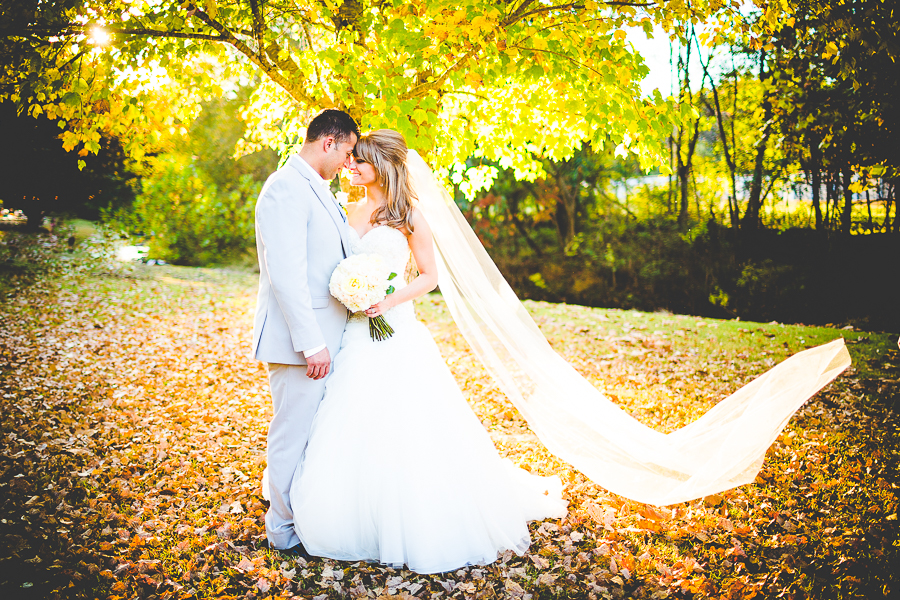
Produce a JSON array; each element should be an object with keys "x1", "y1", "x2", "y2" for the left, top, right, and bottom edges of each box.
[{"x1": 364, "y1": 210, "x2": 437, "y2": 317}]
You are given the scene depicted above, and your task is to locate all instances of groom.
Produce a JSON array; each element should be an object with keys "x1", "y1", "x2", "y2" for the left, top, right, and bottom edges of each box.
[{"x1": 250, "y1": 109, "x2": 359, "y2": 551}]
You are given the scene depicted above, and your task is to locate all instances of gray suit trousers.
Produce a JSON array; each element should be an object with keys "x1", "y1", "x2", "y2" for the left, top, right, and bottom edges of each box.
[{"x1": 264, "y1": 362, "x2": 326, "y2": 549}]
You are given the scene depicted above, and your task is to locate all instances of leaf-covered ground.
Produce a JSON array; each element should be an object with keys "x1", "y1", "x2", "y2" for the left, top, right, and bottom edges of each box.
[{"x1": 1, "y1": 226, "x2": 898, "y2": 600}]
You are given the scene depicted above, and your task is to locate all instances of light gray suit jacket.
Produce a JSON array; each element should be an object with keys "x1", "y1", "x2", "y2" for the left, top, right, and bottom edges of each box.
[{"x1": 250, "y1": 155, "x2": 352, "y2": 365}]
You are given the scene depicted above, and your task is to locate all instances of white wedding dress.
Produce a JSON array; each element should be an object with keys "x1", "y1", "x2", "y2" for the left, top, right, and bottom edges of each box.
[
  {"x1": 284, "y1": 150, "x2": 850, "y2": 573},
  {"x1": 290, "y1": 225, "x2": 568, "y2": 574}
]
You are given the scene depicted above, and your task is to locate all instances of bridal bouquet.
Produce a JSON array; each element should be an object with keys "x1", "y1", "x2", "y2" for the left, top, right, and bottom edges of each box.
[{"x1": 329, "y1": 254, "x2": 397, "y2": 341}]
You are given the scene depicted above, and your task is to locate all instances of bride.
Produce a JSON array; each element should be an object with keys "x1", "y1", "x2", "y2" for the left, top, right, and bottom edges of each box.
[
  {"x1": 290, "y1": 129, "x2": 851, "y2": 574},
  {"x1": 290, "y1": 130, "x2": 567, "y2": 574}
]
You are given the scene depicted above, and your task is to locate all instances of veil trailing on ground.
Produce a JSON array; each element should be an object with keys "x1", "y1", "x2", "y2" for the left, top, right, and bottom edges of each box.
[{"x1": 407, "y1": 150, "x2": 851, "y2": 506}]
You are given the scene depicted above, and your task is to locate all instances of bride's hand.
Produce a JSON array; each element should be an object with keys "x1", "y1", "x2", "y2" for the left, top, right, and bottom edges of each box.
[{"x1": 365, "y1": 296, "x2": 394, "y2": 318}]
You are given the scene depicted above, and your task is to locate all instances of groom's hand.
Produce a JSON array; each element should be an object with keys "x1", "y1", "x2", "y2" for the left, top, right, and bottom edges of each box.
[{"x1": 305, "y1": 348, "x2": 331, "y2": 380}]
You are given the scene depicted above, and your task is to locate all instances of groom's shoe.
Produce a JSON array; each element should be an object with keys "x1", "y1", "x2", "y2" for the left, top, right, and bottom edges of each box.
[{"x1": 283, "y1": 542, "x2": 313, "y2": 561}]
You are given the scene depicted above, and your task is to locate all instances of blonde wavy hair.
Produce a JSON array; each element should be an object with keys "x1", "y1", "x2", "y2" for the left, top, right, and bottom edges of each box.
[{"x1": 353, "y1": 129, "x2": 417, "y2": 232}]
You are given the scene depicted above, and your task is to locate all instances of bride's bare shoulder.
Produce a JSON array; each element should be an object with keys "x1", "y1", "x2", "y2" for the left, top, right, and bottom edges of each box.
[
  {"x1": 411, "y1": 207, "x2": 430, "y2": 229},
  {"x1": 404, "y1": 208, "x2": 431, "y2": 238}
]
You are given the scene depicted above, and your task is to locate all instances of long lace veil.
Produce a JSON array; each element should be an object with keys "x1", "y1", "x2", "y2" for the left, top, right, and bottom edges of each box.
[{"x1": 407, "y1": 149, "x2": 851, "y2": 506}]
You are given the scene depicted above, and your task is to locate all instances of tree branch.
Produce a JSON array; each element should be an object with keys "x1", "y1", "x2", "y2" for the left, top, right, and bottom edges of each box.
[
  {"x1": 248, "y1": 0, "x2": 268, "y2": 60},
  {"x1": 504, "y1": 1, "x2": 658, "y2": 27},
  {"x1": 505, "y1": 0, "x2": 537, "y2": 23},
  {"x1": 187, "y1": 5, "x2": 330, "y2": 107},
  {"x1": 399, "y1": 50, "x2": 477, "y2": 101},
  {"x1": 694, "y1": 35, "x2": 738, "y2": 220},
  {"x1": 600, "y1": 189, "x2": 639, "y2": 219},
  {"x1": 511, "y1": 44, "x2": 604, "y2": 79},
  {"x1": 13, "y1": 25, "x2": 226, "y2": 43},
  {"x1": 18, "y1": 5, "x2": 331, "y2": 109},
  {"x1": 505, "y1": 3, "x2": 581, "y2": 27},
  {"x1": 508, "y1": 193, "x2": 544, "y2": 257},
  {"x1": 444, "y1": 89, "x2": 492, "y2": 102},
  {"x1": 510, "y1": 44, "x2": 643, "y2": 109}
]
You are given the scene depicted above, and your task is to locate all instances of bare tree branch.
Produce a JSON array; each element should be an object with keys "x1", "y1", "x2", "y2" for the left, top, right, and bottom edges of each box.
[
  {"x1": 444, "y1": 89, "x2": 492, "y2": 102},
  {"x1": 504, "y1": 0, "x2": 659, "y2": 26},
  {"x1": 399, "y1": 50, "x2": 477, "y2": 101},
  {"x1": 248, "y1": 0, "x2": 268, "y2": 61},
  {"x1": 11, "y1": 25, "x2": 226, "y2": 43},
  {"x1": 505, "y1": 3, "x2": 582, "y2": 27},
  {"x1": 187, "y1": 5, "x2": 330, "y2": 107}
]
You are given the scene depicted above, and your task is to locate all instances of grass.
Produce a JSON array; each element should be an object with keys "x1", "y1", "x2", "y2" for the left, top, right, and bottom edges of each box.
[
  {"x1": 69, "y1": 219, "x2": 100, "y2": 243},
  {"x1": 0, "y1": 225, "x2": 897, "y2": 600}
]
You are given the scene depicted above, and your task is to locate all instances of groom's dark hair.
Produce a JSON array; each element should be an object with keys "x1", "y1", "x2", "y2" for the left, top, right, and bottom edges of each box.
[{"x1": 305, "y1": 109, "x2": 360, "y2": 145}]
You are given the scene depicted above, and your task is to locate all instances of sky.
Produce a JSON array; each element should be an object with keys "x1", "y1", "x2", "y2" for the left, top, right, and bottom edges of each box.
[
  {"x1": 628, "y1": 27, "x2": 676, "y2": 97},
  {"x1": 626, "y1": 26, "x2": 716, "y2": 98}
]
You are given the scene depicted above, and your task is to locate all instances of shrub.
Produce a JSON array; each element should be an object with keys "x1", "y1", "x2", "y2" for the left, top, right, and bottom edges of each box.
[{"x1": 111, "y1": 154, "x2": 259, "y2": 266}]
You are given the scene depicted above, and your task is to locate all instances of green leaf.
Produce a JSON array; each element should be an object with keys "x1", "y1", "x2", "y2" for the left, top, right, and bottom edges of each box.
[{"x1": 62, "y1": 92, "x2": 81, "y2": 107}]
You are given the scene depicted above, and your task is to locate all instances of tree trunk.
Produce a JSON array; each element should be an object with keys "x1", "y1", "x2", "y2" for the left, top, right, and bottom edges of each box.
[
  {"x1": 810, "y1": 168, "x2": 823, "y2": 230},
  {"x1": 677, "y1": 159, "x2": 689, "y2": 225},
  {"x1": 508, "y1": 192, "x2": 543, "y2": 256},
  {"x1": 841, "y1": 167, "x2": 853, "y2": 235},
  {"x1": 808, "y1": 141, "x2": 823, "y2": 230},
  {"x1": 825, "y1": 176, "x2": 835, "y2": 227},
  {"x1": 894, "y1": 182, "x2": 900, "y2": 234},
  {"x1": 677, "y1": 116, "x2": 700, "y2": 226},
  {"x1": 21, "y1": 201, "x2": 44, "y2": 232},
  {"x1": 692, "y1": 170, "x2": 703, "y2": 218},
  {"x1": 882, "y1": 181, "x2": 892, "y2": 231},
  {"x1": 667, "y1": 136, "x2": 674, "y2": 214},
  {"x1": 699, "y1": 57, "x2": 738, "y2": 229},
  {"x1": 556, "y1": 187, "x2": 577, "y2": 249},
  {"x1": 673, "y1": 35, "x2": 699, "y2": 228},
  {"x1": 743, "y1": 133, "x2": 770, "y2": 230},
  {"x1": 742, "y1": 49, "x2": 771, "y2": 231},
  {"x1": 865, "y1": 190, "x2": 872, "y2": 229}
]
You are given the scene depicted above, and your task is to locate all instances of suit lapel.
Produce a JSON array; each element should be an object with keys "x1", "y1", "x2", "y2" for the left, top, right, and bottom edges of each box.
[{"x1": 288, "y1": 156, "x2": 352, "y2": 257}]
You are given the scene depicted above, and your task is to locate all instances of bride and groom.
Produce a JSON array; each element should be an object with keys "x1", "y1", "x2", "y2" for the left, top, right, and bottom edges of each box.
[
  {"x1": 250, "y1": 110, "x2": 565, "y2": 573},
  {"x1": 250, "y1": 110, "x2": 851, "y2": 574}
]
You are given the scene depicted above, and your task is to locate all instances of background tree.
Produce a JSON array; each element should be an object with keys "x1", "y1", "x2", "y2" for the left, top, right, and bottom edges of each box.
[
  {"x1": 107, "y1": 86, "x2": 278, "y2": 265},
  {"x1": 770, "y1": 0, "x2": 900, "y2": 235},
  {"x1": 2, "y1": 0, "x2": 896, "y2": 328},
  {"x1": 668, "y1": 25, "x2": 703, "y2": 227},
  {"x1": 0, "y1": 0, "x2": 788, "y2": 192},
  {"x1": 0, "y1": 100, "x2": 134, "y2": 229}
]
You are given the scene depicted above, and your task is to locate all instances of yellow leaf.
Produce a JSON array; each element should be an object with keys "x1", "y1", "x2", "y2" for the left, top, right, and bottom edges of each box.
[
  {"x1": 471, "y1": 15, "x2": 489, "y2": 30},
  {"x1": 464, "y1": 72, "x2": 483, "y2": 89}
]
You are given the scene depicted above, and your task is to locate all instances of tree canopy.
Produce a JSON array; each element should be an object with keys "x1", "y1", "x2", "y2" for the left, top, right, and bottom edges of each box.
[{"x1": 1, "y1": 0, "x2": 781, "y2": 187}]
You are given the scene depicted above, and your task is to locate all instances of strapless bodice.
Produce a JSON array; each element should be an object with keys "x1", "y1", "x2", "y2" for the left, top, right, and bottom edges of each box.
[
  {"x1": 346, "y1": 225, "x2": 416, "y2": 328},
  {"x1": 349, "y1": 225, "x2": 411, "y2": 275}
]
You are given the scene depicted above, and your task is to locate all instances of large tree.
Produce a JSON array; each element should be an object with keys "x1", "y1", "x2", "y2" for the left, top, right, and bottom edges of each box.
[
  {"x1": 768, "y1": 0, "x2": 900, "y2": 234},
  {"x1": 0, "y1": 0, "x2": 778, "y2": 191},
  {"x1": 0, "y1": 99, "x2": 134, "y2": 228}
]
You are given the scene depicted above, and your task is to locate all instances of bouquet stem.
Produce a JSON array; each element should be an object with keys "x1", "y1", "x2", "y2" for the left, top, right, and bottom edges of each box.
[{"x1": 368, "y1": 315, "x2": 395, "y2": 341}]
